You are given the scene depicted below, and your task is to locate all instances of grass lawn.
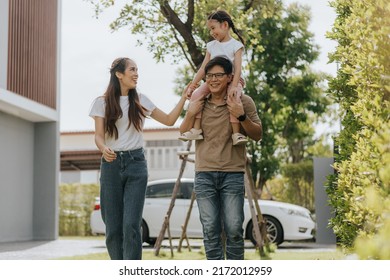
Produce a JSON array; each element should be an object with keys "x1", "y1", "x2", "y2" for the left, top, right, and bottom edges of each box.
[
  {"x1": 58, "y1": 237, "x2": 346, "y2": 260},
  {"x1": 58, "y1": 250, "x2": 346, "y2": 260}
]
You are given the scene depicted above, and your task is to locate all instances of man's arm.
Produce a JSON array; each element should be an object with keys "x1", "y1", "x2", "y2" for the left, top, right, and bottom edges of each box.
[
  {"x1": 239, "y1": 115, "x2": 262, "y2": 141},
  {"x1": 227, "y1": 94, "x2": 262, "y2": 141}
]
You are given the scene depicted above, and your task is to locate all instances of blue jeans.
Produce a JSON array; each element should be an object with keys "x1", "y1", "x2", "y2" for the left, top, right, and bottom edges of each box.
[
  {"x1": 99, "y1": 148, "x2": 148, "y2": 260},
  {"x1": 194, "y1": 172, "x2": 245, "y2": 260}
]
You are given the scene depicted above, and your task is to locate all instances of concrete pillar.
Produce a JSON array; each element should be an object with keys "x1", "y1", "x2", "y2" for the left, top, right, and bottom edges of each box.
[
  {"x1": 33, "y1": 122, "x2": 59, "y2": 240},
  {"x1": 313, "y1": 157, "x2": 337, "y2": 244}
]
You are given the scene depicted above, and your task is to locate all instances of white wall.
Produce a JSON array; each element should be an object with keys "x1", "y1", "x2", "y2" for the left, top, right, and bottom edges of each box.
[
  {"x1": 0, "y1": 112, "x2": 35, "y2": 242},
  {"x1": 60, "y1": 128, "x2": 196, "y2": 184}
]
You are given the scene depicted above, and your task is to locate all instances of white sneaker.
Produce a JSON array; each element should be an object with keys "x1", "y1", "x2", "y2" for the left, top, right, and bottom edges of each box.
[
  {"x1": 178, "y1": 128, "x2": 203, "y2": 141},
  {"x1": 232, "y1": 133, "x2": 247, "y2": 146}
]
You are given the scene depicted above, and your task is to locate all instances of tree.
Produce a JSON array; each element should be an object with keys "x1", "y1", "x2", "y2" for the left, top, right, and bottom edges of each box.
[
  {"x1": 244, "y1": 1, "x2": 331, "y2": 189},
  {"x1": 87, "y1": 0, "x2": 253, "y2": 67}
]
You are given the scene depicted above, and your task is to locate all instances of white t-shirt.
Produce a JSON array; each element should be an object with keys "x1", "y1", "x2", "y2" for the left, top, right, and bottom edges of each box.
[
  {"x1": 207, "y1": 38, "x2": 244, "y2": 69},
  {"x1": 89, "y1": 93, "x2": 156, "y2": 151}
]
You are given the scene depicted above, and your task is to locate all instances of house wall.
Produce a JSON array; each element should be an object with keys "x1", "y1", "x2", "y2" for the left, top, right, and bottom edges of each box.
[
  {"x1": 0, "y1": 112, "x2": 35, "y2": 242},
  {"x1": 0, "y1": 0, "x2": 60, "y2": 242},
  {"x1": 60, "y1": 129, "x2": 196, "y2": 184}
]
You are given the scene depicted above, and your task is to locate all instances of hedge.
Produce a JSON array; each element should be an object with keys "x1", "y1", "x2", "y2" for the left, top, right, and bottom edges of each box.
[
  {"x1": 59, "y1": 183, "x2": 100, "y2": 236},
  {"x1": 326, "y1": 0, "x2": 390, "y2": 258}
]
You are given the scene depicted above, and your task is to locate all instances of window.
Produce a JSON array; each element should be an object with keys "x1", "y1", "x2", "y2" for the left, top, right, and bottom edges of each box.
[
  {"x1": 145, "y1": 182, "x2": 193, "y2": 199},
  {"x1": 180, "y1": 182, "x2": 194, "y2": 199}
]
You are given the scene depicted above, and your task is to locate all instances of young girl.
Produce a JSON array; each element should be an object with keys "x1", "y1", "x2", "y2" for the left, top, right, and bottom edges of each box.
[
  {"x1": 89, "y1": 57, "x2": 187, "y2": 260},
  {"x1": 178, "y1": 10, "x2": 247, "y2": 145}
]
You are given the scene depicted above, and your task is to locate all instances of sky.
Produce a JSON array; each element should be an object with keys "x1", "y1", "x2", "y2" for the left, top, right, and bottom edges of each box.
[{"x1": 60, "y1": 0, "x2": 337, "y2": 132}]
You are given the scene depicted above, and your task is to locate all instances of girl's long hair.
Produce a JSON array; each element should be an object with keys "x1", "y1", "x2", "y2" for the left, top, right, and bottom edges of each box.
[
  {"x1": 208, "y1": 10, "x2": 245, "y2": 46},
  {"x1": 104, "y1": 57, "x2": 146, "y2": 139}
]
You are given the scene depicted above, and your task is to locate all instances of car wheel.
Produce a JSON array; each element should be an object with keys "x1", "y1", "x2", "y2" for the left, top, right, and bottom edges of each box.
[
  {"x1": 246, "y1": 215, "x2": 283, "y2": 246},
  {"x1": 141, "y1": 220, "x2": 150, "y2": 244},
  {"x1": 147, "y1": 238, "x2": 156, "y2": 246},
  {"x1": 141, "y1": 220, "x2": 157, "y2": 246}
]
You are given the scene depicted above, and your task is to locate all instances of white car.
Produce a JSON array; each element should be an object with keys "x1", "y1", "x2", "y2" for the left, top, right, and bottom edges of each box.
[{"x1": 90, "y1": 178, "x2": 315, "y2": 245}]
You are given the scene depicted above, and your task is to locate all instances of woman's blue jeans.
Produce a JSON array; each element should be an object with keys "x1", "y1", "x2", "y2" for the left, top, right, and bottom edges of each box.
[
  {"x1": 194, "y1": 171, "x2": 245, "y2": 260},
  {"x1": 99, "y1": 148, "x2": 148, "y2": 260}
]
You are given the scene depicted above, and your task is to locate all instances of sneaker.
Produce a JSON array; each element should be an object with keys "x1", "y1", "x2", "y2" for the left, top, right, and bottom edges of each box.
[
  {"x1": 232, "y1": 133, "x2": 247, "y2": 146},
  {"x1": 178, "y1": 128, "x2": 203, "y2": 141}
]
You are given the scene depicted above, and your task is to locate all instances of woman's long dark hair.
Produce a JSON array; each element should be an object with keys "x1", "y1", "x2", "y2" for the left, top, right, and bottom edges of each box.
[
  {"x1": 104, "y1": 57, "x2": 146, "y2": 139},
  {"x1": 208, "y1": 10, "x2": 245, "y2": 46}
]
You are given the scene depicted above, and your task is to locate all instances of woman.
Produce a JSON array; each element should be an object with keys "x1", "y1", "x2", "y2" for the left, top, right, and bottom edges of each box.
[{"x1": 89, "y1": 57, "x2": 187, "y2": 260}]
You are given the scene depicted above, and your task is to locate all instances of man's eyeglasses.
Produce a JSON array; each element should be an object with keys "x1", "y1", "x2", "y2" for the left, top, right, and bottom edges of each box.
[{"x1": 205, "y1": 73, "x2": 227, "y2": 80}]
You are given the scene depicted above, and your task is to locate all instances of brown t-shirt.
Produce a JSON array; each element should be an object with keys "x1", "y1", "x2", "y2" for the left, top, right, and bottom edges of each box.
[{"x1": 195, "y1": 94, "x2": 261, "y2": 172}]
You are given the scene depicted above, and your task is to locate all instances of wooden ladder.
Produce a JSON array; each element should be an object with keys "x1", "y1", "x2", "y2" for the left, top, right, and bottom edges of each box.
[{"x1": 153, "y1": 141, "x2": 193, "y2": 257}]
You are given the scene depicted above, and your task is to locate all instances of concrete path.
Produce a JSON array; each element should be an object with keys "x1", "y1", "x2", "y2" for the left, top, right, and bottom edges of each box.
[
  {"x1": 0, "y1": 239, "x2": 107, "y2": 260},
  {"x1": 0, "y1": 238, "x2": 336, "y2": 260}
]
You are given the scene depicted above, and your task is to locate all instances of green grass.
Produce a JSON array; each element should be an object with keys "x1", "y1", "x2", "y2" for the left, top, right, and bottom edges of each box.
[
  {"x1": 60, "y1": 235, "x2": 105, "y2": 240},
  {"x1": 57, "y1": 247, "x2": 346, "y2": 260}
]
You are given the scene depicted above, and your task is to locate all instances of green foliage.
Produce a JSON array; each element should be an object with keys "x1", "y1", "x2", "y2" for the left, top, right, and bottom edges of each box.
[
  {"x1": 354, "y1": 186, "x2": 390, "y2": 259},
  {"x1": 281, "y1": 161, "x2": 314, "y2": 211},
  {"x1": 265, "y1": 137, "x2": 332, "y2": 209},
  {"x1": 59, "y1": 183, "x2": 100, "y2": 236},
  {"x1": 244, "y1": 2, "x2": 332, "y2": 189},
  {"x1": 87, "y1": 0, "x2": 250, "y2": 67},
  {"x1": 326, "y1": 0, "x2": 390, "y2": 253}
]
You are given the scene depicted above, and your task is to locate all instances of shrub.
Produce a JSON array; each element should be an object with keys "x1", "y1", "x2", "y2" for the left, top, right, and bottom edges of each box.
[
  {"x1": 326, "y1": 0, "x2": 390, "y2": 253},
  {"x1": 59, "y1": 183, "x2": 100, "y2": 236}
]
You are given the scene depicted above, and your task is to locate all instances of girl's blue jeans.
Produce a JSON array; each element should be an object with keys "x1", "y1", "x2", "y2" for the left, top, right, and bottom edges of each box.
[
  {"x1": 194, "y1": 171, "x2": 245, "y2": 260},
  {"x1": 99, "y1": 148, "x2": 148, "y2": 260}
]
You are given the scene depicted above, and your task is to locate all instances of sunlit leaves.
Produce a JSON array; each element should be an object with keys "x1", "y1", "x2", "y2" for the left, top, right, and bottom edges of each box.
[{"x1": 326, "y1": 0, "x2": 390, "y2": 253}]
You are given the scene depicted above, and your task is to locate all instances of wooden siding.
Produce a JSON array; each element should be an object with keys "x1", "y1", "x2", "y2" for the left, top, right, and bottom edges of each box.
[{"x1": 7, "y1": 0, "x2": 58, "y2": 109}]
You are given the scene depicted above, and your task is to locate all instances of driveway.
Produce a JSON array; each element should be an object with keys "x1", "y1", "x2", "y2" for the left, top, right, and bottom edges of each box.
[{"x1": 0, "y1": 238, "x2": 336, "y2": 260}]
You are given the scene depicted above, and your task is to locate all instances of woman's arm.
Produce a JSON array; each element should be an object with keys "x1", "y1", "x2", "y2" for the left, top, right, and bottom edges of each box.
[
  {"x1": 150, "y1": 90, "x2": 188, "y2": 126},
  {"x1": 93, "y1": 116, "x2": 116, "y2": 162}
]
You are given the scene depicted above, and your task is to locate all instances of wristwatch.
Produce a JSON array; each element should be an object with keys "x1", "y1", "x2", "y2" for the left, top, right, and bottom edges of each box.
[{"x1": 237, "y1": 113, "x2": 247, "y2": 122}]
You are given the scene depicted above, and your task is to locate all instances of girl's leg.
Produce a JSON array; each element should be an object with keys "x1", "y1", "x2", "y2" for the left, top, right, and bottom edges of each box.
[
  {"x1": 229, "y1": 82, "x2": 244, "y2": 125},
  {"x1": 191, "y1": 83, "x2": 209, "y2": 121},
  {"x1": 178, "y1": 83, "x2": 209, "y2": 141},
  {"x1": 232, "y1": 123, "x2": 240, "y2": 134},
  {"x1": 193, "y1": 118, "x2": 201, "y2": 130},
  {"x1": 228, "y1": 82, "x2": 247, "y2": 145}
]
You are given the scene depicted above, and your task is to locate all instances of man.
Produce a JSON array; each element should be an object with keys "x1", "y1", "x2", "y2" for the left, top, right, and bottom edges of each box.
[{"x1": 180, "y1": 56, "x2": 262, "y2": 260}]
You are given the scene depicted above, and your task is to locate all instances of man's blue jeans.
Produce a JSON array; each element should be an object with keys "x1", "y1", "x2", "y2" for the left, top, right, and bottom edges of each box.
[
  {"x1": 100, "y1": 148, "x2": 148, "y2": 260},
  {"x1": 194, "y1": 171, "x2": 245, "y2": 260}
]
